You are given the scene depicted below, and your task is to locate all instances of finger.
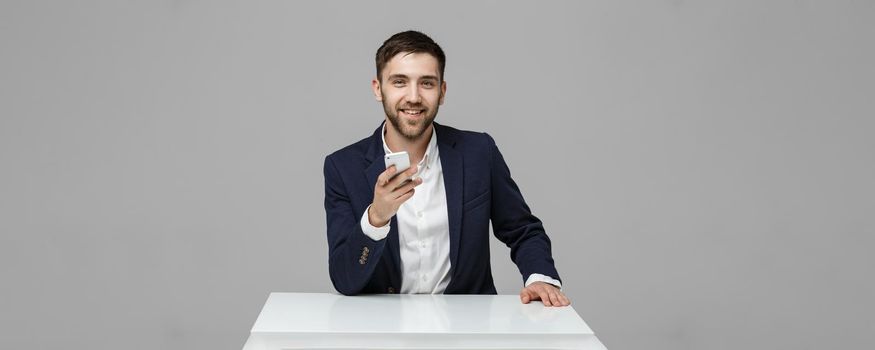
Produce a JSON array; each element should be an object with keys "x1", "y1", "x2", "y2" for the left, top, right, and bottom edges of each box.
[
  {"x1": 405, "y1": 164, "x2": 419, "y2": 176},
  {"x1": 392, "y1": 174, "x2": 423, "y2": 192},
  {"x1": 394, "y1": 188, "x2": 415, "y2": 203},
  {"x1": 378, "y1": 165, "x2": 397, "y2": 187},
  {"x1": 549, "y1": 291, "x2": 561, "y2": 307},
  {"x1": 391, "y1": 177, "x2": 422, "y2": 198},
  {"x1": 390, "y1": 177, "x2": 418, "y2": 192},
  {"x1": 388, "y1": 165, "x2": 418, "y2": 189},
  {"x1": 559, "y1": 293, "x2": 571, "y2": 306},
  {"x1": 538, "y1": 290, "x2": 552, "y2": 306},
  {"x1": 520, "y1": 290, "x2": 532, "y2": 304}
]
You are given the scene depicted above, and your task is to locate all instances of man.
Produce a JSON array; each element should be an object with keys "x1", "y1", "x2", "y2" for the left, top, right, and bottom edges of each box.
[{"x1": 323, "y1": 30, "x2": 570, "y2": 307}]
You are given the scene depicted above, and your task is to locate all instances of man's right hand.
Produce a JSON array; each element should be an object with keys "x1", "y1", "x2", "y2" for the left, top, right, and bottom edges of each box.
[{"x1": 368, "y1": 165, "x2": 423, "y2": 227}]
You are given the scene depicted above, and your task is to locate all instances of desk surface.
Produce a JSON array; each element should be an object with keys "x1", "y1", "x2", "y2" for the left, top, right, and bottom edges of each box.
[{"x1": 243, "y1": 293, "x2": 607, "y2": 350}]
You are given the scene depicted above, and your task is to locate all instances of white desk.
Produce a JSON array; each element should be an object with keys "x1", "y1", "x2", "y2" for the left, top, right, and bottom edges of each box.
[{"x1": 242, "y1": 293, "x2": 607, "y2": 350}]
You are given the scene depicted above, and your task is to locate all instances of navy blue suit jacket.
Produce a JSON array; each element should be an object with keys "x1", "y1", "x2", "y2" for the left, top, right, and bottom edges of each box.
[{"x1": 323, "y1": 122, "x2": 560, "y2": 295}]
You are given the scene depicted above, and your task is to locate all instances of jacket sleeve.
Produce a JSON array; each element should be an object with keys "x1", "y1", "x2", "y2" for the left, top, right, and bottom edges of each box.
[
  {"x1": 485, "y1": 134, "x2": 562, "y2": 285},
  {"x1": 324, "y1": 155, "x2": 388, "y2": 295}
]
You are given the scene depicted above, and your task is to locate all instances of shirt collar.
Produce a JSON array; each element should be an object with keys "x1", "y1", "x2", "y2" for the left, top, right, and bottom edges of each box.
[{"x1": 382, "y1": 122, "x2": 439, "y2": 170}]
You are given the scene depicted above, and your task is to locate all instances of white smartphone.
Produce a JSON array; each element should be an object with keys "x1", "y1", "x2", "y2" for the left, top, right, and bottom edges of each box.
[{"x1": 384, "y1": 151, "x2": 411, "y2": 174}]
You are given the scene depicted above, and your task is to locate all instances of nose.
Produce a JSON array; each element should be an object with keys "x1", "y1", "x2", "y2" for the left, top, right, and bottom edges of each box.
[{"x1": 406, "y1": 85, "x2": 422, "y2": 104}]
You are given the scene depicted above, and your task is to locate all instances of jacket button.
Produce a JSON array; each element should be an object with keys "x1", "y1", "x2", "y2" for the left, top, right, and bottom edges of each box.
[{"x1": 387, "y1": 287, "x2": 395, "y2": 294}]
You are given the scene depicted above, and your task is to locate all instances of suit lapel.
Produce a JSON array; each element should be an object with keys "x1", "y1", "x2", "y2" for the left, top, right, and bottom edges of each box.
[
  {"x1": 435, "y1": 123, "x2": 463, "y2": 274},
  {"x1": 364, "y1": 124, "x2": 385, "y2": 196}
]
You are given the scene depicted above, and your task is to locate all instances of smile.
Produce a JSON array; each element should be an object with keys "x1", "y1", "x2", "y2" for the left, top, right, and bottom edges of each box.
[{"x1": 401, "y1": 109, "x2": 424, "y2": 116}]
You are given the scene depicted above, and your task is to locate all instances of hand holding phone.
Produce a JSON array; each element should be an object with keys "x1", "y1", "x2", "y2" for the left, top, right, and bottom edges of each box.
[{"x1": 368, "y1": 151, "x2": 422, "y2": 227}]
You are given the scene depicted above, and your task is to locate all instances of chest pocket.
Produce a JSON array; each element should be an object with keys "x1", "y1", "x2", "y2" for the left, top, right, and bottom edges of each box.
[{"x1": 462, "y1": 190, "x2": 490, "y2": 209}]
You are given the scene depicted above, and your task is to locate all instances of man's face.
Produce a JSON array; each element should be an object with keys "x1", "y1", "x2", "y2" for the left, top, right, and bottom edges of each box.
[{"x1": 372, "y1": 52, "x2": 446, "y2": 140}]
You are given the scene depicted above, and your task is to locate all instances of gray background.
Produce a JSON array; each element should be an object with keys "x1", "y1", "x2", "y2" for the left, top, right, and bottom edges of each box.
[{"x1": 1, "y1": 1, "x2": 873, "y2": 349}]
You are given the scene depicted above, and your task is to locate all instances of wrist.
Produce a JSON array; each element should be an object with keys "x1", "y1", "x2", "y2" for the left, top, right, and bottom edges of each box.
[{"x1": 368, "y1": 205, "x2": 389, "y2": 227}]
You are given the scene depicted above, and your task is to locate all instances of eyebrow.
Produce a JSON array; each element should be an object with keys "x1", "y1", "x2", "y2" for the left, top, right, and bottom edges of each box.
[{"x1": 386, "y1": 74, "x2": 440, "y2": 82}]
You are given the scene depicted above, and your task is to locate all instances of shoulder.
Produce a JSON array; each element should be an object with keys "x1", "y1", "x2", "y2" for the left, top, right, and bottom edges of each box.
[
  {"x1": 324, "y1": 134, "x2": 372, "y2": 171},
  {"x1": 435, "y1": 123, "x2": 496, "y2": 151}
]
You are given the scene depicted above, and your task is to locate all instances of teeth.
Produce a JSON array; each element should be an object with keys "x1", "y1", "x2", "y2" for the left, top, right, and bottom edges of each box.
[{"x1": 403, "y1": 109, "x2": 422, "y2": 115}]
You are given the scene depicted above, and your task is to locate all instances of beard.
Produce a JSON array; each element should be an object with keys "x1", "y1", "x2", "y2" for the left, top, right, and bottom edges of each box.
[{"x1": 382, "y1": 96, "x2": 440, "y2": 141}]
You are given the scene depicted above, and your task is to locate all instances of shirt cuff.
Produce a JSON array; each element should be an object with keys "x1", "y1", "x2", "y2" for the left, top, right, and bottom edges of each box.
[
  {"x1": 525, "y1": 273, "x2": 562, "y2": 289},
  {"x1": 360, "y1": 204, "x2": 390, "y2": 241}
]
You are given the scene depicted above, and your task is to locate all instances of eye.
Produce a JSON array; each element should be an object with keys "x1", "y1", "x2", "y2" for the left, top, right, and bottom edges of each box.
[
  {"x1": 393, "y1": 80, "x2": 405, "y2": 86},
  {"x1": 422, "y1": 81, "x2": 435, "y2": 88}
]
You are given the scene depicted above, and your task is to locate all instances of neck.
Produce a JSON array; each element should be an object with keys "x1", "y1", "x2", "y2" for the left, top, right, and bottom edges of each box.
[{"x1": 384, "y1": 120, "x2": 432, "y2": 165}]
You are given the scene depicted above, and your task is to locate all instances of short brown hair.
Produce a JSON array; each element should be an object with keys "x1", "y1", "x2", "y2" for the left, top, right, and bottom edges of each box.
[{"x1": 375, "y1": 30, "x2": 446, "y2": 82}]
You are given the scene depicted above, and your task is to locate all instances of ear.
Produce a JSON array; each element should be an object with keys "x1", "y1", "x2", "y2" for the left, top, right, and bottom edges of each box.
[
  {"x1": 439, "y1": 80, "x2": 447, "y2": 105},
  {"x1": 372, "y1": 77, "x2": 383, "y2": 102}
]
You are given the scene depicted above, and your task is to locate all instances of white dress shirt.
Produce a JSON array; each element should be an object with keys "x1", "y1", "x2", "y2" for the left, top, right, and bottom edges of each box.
[{"x1": 360, "y1": 124, "x2": 561, "y2": 293}]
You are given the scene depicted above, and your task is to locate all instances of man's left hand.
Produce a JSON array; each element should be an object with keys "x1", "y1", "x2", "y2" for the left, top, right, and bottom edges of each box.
[{"x1": 519, "y1": 281, "x2": 571, "y2": 307}]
